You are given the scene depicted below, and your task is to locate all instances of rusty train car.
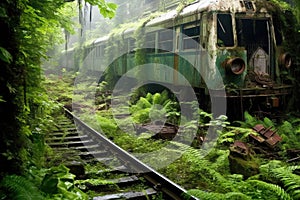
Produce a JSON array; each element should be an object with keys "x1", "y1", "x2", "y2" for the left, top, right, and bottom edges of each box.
[{"x1": 64, "y1": 0, "x2": 295, "y2": 119}]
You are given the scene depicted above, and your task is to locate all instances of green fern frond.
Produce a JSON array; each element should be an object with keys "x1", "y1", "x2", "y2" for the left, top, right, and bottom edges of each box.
[
  {"x1": 272, "y1": 165, "x2": 300, "y2": 199},
  {"x1": 247, "y1": 180, "x2": 292, "y2": 200},
  {"x1": 263, "y1": 117, "x2": 276, "y2": 127},
  {"x1": 224, "y1": 192, "x2": 251, "y2": 199},
  {"x1": 188, "y1": 189, "x2": 251, "y2": 200},
  {"x1": 152, "y1": 93, "x2": 162, "y2": 105},
  {"x1": 136, "y1": 97, "x2": 152, "y2": 109},
  {"x1": 145, "y1": 93, "x2": 153, "y2": 103},
  {"x1": 0, "y1": 175, "x2": 45, "y2": 200},
  {"x1": 187, "y1": 189, "x2": 223, "y2": 200},
  {"x1": 236, "y1": 111, "x2": 260, "y2": 128},
  {"x1": 160, "y1": 90, "x2": 169, "y2": 105},
  {"x1": 218, "y1": 126, "x2": 256, "y2": 145},
  {"x1": 291, "y1": 118, "x2": 300, "y2": 125}
]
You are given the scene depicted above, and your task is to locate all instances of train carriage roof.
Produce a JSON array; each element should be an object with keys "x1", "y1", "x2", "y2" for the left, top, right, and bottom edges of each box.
[
  {"x1": 147, "y1": 0, "x2": 258, "y2": 26},
  {"x1": 93, "y1": 35, "x2": 110, "y2": 45},
  {"x1": 92, "y1": 0, "x2": 268, "y2": 45},
  {"x1": 181, "y1": 0, "x2": 258, "y2": 14}
]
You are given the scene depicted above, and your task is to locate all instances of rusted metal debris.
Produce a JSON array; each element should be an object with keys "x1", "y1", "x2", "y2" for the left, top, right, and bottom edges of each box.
[
  {"x1": 250, "y1": 124, "x2": 282, "y2": 148},
  {"x1": 230, "y1": 141, "x2": 250, "y2": 158},
  {"x1": 136, "y1": 122, "x2": 179, "y2": 140}
]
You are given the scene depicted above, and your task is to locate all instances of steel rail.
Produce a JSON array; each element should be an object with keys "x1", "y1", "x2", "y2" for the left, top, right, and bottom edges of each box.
[{"x1": 64, "y1": 108, "x2": 198, "y2": 200}]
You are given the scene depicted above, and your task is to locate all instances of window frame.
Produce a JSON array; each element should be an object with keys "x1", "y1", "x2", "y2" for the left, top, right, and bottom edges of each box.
[
  {"x1": 181, "y1": 22, "x2": 201, "y2": 51},
  {"x1": 158, "y1": 28, "x2": 174, "y2": 53},
  {"x1": 216, "y1": 13, "x2": 235, "y2": 48}
]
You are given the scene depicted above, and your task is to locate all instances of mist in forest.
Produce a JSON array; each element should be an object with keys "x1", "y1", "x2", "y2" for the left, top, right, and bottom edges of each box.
[{"x1": 66, "y1": 0, "x2": 182, "y2": 48}]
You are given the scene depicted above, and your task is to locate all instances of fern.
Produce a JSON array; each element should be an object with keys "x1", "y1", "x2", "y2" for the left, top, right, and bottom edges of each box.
[
  {"x1": 136, "y1": 97, "x2": 152, "y2": 109},
  {"x1": 145, "y1": 93, "x2": 153, "y2": 103},
  {"x1": 96, "y1": 115, "x2": 118, "y2": 136},
  {"x1": 218, "y1": 126, "x2": 257, "y2": 145},
  {"x1": 263, "y1": 117, "x2": 276, "y2": 128},
  {"x1": 151, "y1": 93, "x2": 160, "y2": 105},
  {"x1": 247, "y1": 180, "x2": 292, "y2": 200},
  {"x1": 182, "y1": 148, "x2": 236, "y2": 192},
  {"x1": 132, "y1": 108, "x2": 151, "y2": 123},
  {"x1": 160, "y1": 90, "x2": 170, "y2": 105},
  {"x1": 0, "y1": 175, "x2": 45, "y2": 200},
  {"x1": 187, "y1": 189, "x2": 251, "y2": 200},
  {"x1": 187, "y1": 189, "x2": 223, "y2": 200},
  {"x1": 224, "y1": 192, "x2": 251, "y2": 199},
  {"x1": 278, "y1": 121, "x2": 300, "y2": 149},
  {"x1": 197, "y1": 110, "x2": 213, "y2": 126},
  {"x1": 218, "y1": 131, "x2": 236, "y2": 144},
  {"x1": 236, "y1": 111, "x2": 260, "y2": 128},
  {"x1": 272, "y1": 166, "x2": 300, "y2": 199},
  {"x1": 129, "y1": 91, "x2": 180, "y2": 124}
]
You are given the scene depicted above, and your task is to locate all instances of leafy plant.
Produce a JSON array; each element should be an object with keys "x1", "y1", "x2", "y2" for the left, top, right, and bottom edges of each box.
[
  {"x1": 278, "y1": 119, "x2": 300, "y2": 150},
  {"x1": 129, "y1": 90, "x2": 180, "y2": 124},
  {"x1": 41, "y1": 165, "x2": 88, "y2": 200},
  {"x1": 272, "y1": 165, "x2": 300, "y2": 199},
  {"x1": 187, "y1": 189, "x2": 251, "y2": 200},
  {"x1": 0, "y1": 47, "x2": 12, "y2": 64},
  {"x1": 218, "y1": 126, "x2": 257, "y2": 145},
  {"x1": 0, "y1": 175, "x2": 45, "y2": 200},
  {"x1": 246, "y1": 180, "x2": 292, "y2": 200}
]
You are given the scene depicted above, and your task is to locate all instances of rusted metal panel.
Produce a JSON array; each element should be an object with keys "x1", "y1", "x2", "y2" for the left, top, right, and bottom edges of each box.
[
  {"x1": 265, "y1": 135, "x2": 281, "y2": 147},
  {"x1": 253, "y1": 124, "x2": 265, "y2": 133},
  {"x1": 250, "y1": 124, "x2": 282, "y2": 148},
  {"x1": 264, "y1": 130, "x2": 275, "y2": 139}
]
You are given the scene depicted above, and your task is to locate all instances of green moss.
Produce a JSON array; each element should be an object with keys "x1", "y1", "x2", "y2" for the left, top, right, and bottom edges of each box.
[{"x1": 228, "y1": 155, "x2": 260, "y2": 178}]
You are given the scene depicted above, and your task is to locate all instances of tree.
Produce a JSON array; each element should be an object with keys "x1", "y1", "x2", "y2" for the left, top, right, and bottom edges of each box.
[{"x1": 0, "y1": 0, "x2": 116, "y2": 177}]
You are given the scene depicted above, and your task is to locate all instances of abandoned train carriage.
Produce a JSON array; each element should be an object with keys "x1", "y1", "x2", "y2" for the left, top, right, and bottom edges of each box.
[{"x1": 68, "y1": 0, "x2": 294, "y2": 117}]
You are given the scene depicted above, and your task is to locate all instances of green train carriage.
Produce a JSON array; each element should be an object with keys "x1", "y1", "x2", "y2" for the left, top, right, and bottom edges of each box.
[{"x1": 82, "y1": 0, "x2": 295, "y2": 118}]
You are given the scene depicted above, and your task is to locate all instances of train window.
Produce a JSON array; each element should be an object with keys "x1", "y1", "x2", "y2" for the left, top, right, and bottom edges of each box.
[
  {"x1": 182, "y1": 24, "x2": 200, "y2": 50},
  {"x1": 236, "y1": 19, "x2": 270, "y2": 55},
  {"x1": 158, "y1": 29, "x2": 174, "y2": 53},
  {"x1": 146, "y1": 32, "x2": 156, "y2": 53},
  {"x1": 217, "y1": 14, "x2": 234, "y2": 47}
]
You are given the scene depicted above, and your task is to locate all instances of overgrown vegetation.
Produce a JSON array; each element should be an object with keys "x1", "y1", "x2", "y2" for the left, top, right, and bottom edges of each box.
[
  {"x1": 0, "y1": 0, "x2": 116, "y2": 199},
  {"x1": 1, "y1": 0, "x2": 300, "y2": 199},
  {"x1": 54, "y1": 72, "x2": 300, "y2": 199}
]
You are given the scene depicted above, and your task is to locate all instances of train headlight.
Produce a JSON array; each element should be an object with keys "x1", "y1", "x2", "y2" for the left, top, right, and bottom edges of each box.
[
  {"x1": 224, "y1": 57, "x2": 245, "y2": 75},
  {"x1": 279, "y1": 52, "x2": 292, "y2": 69}
]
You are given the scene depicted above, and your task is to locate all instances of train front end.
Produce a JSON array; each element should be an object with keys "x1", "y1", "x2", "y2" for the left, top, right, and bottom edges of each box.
[{"x1": 209, "y1": 0, "x2": 293, "y2": 118}]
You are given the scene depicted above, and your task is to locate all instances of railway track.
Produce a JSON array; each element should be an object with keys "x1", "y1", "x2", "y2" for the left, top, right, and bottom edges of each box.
[{"x1": 46, "y1": 108, "x2": 198, "y2": 200}]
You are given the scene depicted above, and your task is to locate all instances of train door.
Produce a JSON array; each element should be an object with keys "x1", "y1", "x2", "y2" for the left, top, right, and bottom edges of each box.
[{"x1": 236, "y1": 18, "x2": 273, "y2": 76}]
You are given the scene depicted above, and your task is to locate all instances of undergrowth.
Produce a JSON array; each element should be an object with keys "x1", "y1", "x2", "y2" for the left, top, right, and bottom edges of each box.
[{"x1": 44, "y1": 73, "x2": 300, "y2": 200}]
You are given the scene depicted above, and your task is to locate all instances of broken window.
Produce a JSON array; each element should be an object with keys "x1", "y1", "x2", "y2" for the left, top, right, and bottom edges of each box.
[
  {"x1": 182, "y1": 23, "x2": 200, "y2": 50},
  {"x1": 217, "y1": 14, "x2": 234, "y2": 47}
]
